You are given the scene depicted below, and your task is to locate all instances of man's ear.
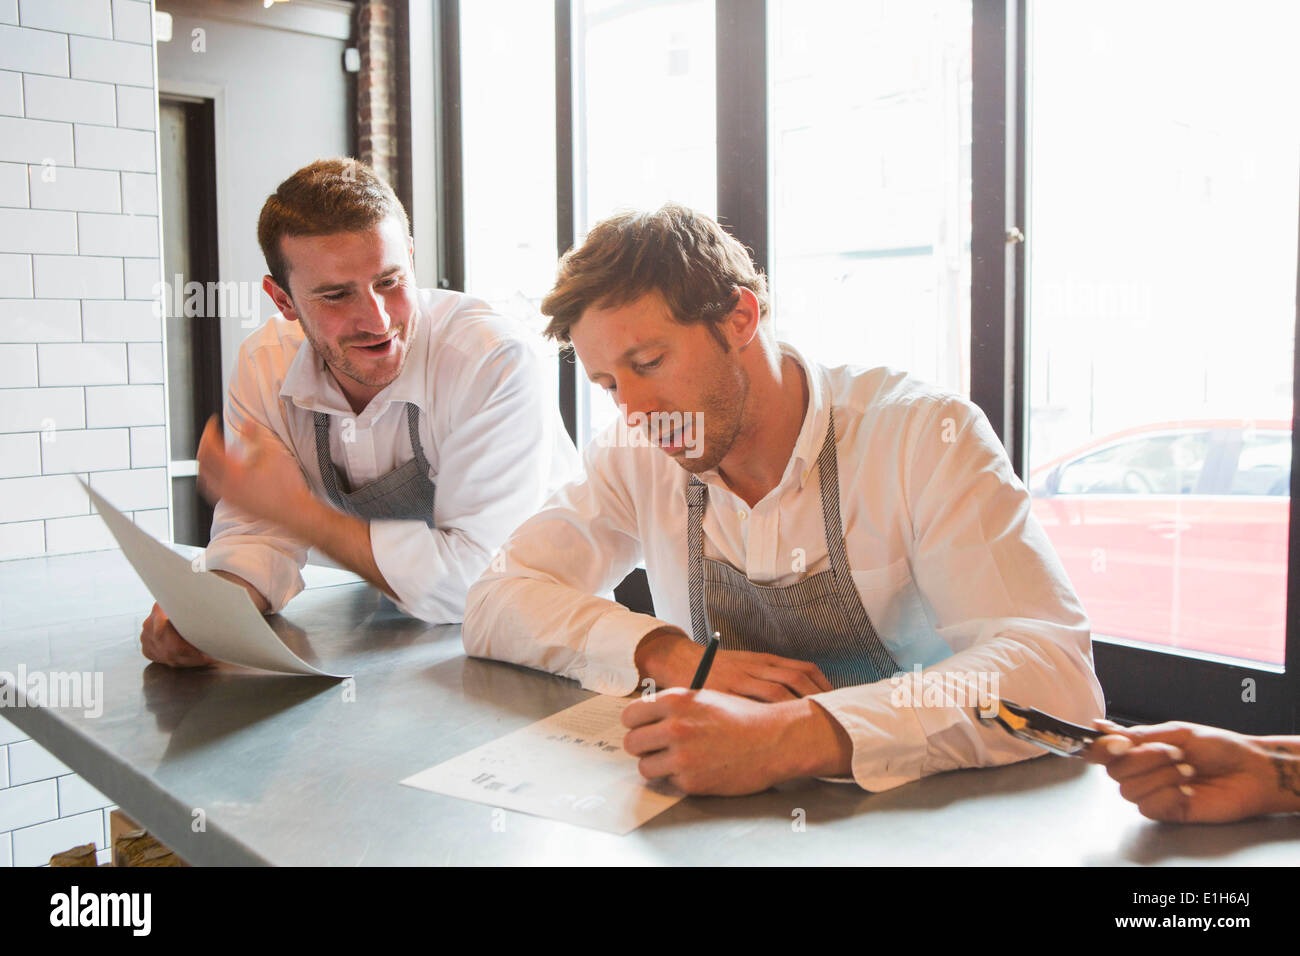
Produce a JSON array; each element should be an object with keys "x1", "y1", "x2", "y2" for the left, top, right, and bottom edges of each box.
[
  {"x1": 725, "y1": 286, "x2": 762, "y2": 350},
  {"x1": 263, "y1": 275, "x2": 299, "y2": 322}
]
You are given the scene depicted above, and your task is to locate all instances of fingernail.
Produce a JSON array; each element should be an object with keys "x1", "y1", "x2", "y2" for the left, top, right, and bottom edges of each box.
[
  {"x1": 1105, "y1": 737, "x2": 1132, "y2": 755},
  {"x1": 1179, "y1": 784, "x2": 1194, "y2": 797},
  {"x1": 1176, "y1": 763, "x2": 1195, "y2": 778},
  {"x1": 1167, "y1": 746, "x2": 1184, "y2": 761}
]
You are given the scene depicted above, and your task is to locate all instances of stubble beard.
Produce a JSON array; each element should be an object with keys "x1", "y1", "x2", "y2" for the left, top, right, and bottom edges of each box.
[
  {"x1": 302, "y1": 310, "x2": 416, "y2": 392},
  {"x1": 674, "y1": 359, "x2": 750, "y2": 475}
]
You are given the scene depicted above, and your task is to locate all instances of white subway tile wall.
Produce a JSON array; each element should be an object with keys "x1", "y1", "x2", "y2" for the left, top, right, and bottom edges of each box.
[
  {"x1": 0, "y1": 115, "x2": 75, "y2": 164},
  {"x1": 0, "y1": 342, "x2": 37, "y2": 386},
  {"x1": 0, "y1": 432, "x2": 40, "y2": 477},
  {"x1": 0, "y1": 522, "x2": 43, "y2": 558},
  {"x1": 0, "y1": 299, "x2": 80, "y2": 340},
  {"x1": 0, "y1": 0, "x2": 158, "y2": 864},
  {"x1": 81, "y1": 298, "x2": 158, "y2": 341},
  {"x1": 0, "y1": 69, "x2": 22, "y2": 114},
  {"x1": 23, "y1": 73, "x2": 117, "y2": 125},
  {"x1": 8, "y1": 737, "x2": 72, "y2": 783},
  {"x1": 0, "y1": 253, "x2": 33, "y2": 296},
  {"x1": 119, "y1": 171, "x2": 156, "y2": 214},
  {"x1": 128, "y1": 424, "x2": 164, "y2": 467},
  {"x1": 0, "y1": 25, "x2": 70, "y2": 77},
  {"x1": 133, "y1": 507, "x2": 166, "y2": 538},
  {"x1": 12, "y1": 810, "x2": 106, "y2": 866},
  {"x1": 17, "y1": 0, "x2": 114, "y2": 39},
  {"x1": 28, "y1": 164, "x2": 122, "y2": 212},
  {"x1": 0, "y1": 161, "x2": 26, "y2": 204},
  {"x1": 85, "y1": 383, "x2": 164, "y2": 427}
]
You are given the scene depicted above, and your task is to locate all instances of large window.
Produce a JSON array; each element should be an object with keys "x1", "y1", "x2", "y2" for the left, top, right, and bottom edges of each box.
[
  {"x1": 768, "y1": 0, "x2": 972, "y2": 395},
  {"x1": 1025, "y1": 0, "x2": 1299, "y2": 670},
  {"x1": 449, "y1": 0, "x2": 1300, "y2": 731},
  {"x1": 572, "y1": 0, "x2": 718, "y2": 446},
  {"x1": 459, "y1": 0, "x2": 558, "y2": 321}
]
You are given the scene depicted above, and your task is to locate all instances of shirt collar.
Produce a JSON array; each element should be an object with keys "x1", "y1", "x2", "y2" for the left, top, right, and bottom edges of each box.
[
  {"x1": 279, "y1": 307, "x2": 430, "y2": 424},
  {"x1": 779, "y1": 340, "x2": 827, "y2": 490}
]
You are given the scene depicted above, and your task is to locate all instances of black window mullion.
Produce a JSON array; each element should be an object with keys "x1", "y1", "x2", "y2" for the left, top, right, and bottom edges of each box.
[
  {"x1": 715, "y1": 0, "x2": 768, "y2": 274},
  {"x1": 1285, "y1": 173, "x2": 1300, "y2": 730},
  {"x1": 971, "y1": 0, "x2": 1026, "y2": 479},
  {"x1": 433, "y1": 0, "x2": 463, "y2": 293},
  {"x1": 555, "y1": 0, "x2": 578, "y2": 444}
]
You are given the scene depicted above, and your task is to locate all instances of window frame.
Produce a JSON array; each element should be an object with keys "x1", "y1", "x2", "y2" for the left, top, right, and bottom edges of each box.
[{"x1": 433, "y1": 0, "x2": 1300, "y2": 733}]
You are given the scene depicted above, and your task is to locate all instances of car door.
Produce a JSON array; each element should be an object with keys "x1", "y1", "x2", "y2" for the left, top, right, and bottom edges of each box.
[
  {"x1": 1174, "y1": 427, "x2": 1290, "y2": 666},
  {"x1": 1034, "y1": 429, "x2": 1214, "y2": 649}
]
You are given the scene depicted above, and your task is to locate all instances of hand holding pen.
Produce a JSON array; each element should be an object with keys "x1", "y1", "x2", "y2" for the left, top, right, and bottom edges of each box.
[{"x1": 690, "y1": 630, "x2": 721, "y2": 689}]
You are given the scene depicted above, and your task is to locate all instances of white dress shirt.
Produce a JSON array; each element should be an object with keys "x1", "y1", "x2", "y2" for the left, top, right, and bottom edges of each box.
[
  {"x1": 204, "y1": 288, "x2": 581, "y2": 623},
  {"x1": 463, "y1": 341, "x2": 1106, "y2": 791}
]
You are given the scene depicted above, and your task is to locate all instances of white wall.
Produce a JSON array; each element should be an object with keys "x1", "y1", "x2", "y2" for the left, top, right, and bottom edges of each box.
[{"x1": 0, "y1": 0, "x2": 163, "y2": 865}]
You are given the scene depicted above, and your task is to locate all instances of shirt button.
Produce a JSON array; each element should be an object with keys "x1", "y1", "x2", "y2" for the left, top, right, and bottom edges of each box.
[{"x1": 737, "y1": 510, "x2": 747, "y2": 520}]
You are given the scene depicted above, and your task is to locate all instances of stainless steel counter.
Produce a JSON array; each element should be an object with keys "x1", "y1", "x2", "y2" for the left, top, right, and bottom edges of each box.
[{"x1": 2, "y1": 549, "x2": 1296, "y2": 865}]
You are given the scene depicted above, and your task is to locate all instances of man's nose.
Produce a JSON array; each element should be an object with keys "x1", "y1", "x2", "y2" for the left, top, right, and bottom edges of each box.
[
  {"x1": 617, "y1": 378, "x2": 656, "y2": 425},
  {"x1": 356, "y1": 288, "x2": 392, "y2": 334}
]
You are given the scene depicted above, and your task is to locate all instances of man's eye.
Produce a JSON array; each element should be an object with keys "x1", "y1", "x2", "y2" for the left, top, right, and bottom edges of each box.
[
  {"x1": 323, "y1": 292, "x2": 347, "y2": 302},
  {"x1": 635, "y1": 356, "x2": 664, "y2": 373},
  {"x1": 378, "y1": 276, "x2": 399, "y2": 288}
]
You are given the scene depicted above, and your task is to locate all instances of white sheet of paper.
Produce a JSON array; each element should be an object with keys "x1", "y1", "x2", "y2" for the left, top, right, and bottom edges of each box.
[
  {"x1": 401, "y1": 694, "x2": 684, "y2": 834},
  {"x1": 85, "y1": 481, "x2": 347, "y2": 678}
]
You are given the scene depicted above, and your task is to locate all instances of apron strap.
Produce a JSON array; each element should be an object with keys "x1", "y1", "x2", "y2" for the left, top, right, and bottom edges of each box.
[
  {"x1": 314, "y1": 404, "x2": 432, "y2": 513},
  {"x1": 684, "y1": 406, "x2": 900, "y2": 679},
  {"x1": 404, "y1": 402, "x2": 433, "y2": 477},
  {"x1": 816, "y1": 407, "x2": 899, "y2": 680},
  {"x1": 313, "y1": 411, "x2": 349, "y2": 511},
  {"x1": 686, "y1": 476, "x2": 711, "y2": 644}
]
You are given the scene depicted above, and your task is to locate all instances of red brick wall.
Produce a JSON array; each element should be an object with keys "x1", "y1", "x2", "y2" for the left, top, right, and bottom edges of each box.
[{"x1": 357, "y1": 0, "x2": 400, "y2": 189}]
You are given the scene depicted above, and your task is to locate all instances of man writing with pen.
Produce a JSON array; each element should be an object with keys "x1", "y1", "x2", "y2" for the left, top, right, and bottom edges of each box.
[{"x1": 463, "y1": 204, "x2": 1105, "y2": 795}]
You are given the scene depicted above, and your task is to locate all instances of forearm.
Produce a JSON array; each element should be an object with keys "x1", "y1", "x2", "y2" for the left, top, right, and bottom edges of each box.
[
  {"x1": 464, "y1": 574, "x2": 661, "y2": 695},
  {"x1": 780, "y1": 698, "x2": 855, "y2": 779},
  {"x1": 210, "y1": 569, "x2": 271, "y2": 613},
  {"x1": 280, "y1": 493, "x2": 398, "y2": 602},
  {"x1": 1251, "y1": 737, "x2": 1300, "y2": 813},
  {"x1": 633, "y1": 626, "x2": 700, "y2": 687}
]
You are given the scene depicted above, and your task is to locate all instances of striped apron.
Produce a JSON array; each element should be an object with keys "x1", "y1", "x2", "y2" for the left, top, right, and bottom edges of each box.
[
  {"x1": 686, "y1": 408, "x2": 899, "y2": 688},
  {"x1": 312, "y1": 402, "x2": 436, "y2": 526}
]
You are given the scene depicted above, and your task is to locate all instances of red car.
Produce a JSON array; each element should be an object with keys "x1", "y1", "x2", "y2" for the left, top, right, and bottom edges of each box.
[{"x1": 1029, "y1": 420, "x2": 1291, "y2": 666}]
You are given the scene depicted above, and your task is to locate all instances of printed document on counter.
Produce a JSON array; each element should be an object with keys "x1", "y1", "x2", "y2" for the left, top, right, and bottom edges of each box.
[{"x1": 402, "y1": 694, "x2": 684, "y2": 834}]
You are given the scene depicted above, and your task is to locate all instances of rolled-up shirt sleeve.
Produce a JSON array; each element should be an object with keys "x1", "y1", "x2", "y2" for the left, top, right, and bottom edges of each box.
[
  {"x1": 810, "y1": 396, "x2": 1106, "y2": 791},
  {"x1": 463, "y1": 436, "x2": 668, "y2": 696},
  {"x1": 203, "y1": 358, "x2": 310, "y2": 614},
  {"x1": 370, "y1": 338, "x2": 579, "y2": 624}
]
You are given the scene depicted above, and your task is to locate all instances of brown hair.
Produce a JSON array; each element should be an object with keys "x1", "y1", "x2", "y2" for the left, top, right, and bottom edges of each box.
[
  {"x1": 541, "y1": 204, "x2": 770, "y2": 346},
  {"x1": 257, "y1": 157, "x2": 410, "y2": 296}
]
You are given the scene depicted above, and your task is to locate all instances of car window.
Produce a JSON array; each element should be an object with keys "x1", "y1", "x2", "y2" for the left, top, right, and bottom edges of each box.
[
  {"x1": 1056, "y1": 431, "x2": 1213, "y2": 495},
  {"x1": 1228, "y1": 431, "x2": 1291, "y2": 495}
]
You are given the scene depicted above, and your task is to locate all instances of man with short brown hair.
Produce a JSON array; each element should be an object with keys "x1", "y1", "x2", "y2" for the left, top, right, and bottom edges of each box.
[
  {"x1": 464, "y1": 203, "x2": 1105, "y2": 795},
  {"x1": 140, "y1": 158, "x2": 579, "y2": 666}
]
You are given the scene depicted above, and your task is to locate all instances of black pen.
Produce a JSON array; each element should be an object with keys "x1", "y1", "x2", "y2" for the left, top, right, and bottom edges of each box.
[{"x1": 690, "y1": 630, "x2": 721, "y2": 690}]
